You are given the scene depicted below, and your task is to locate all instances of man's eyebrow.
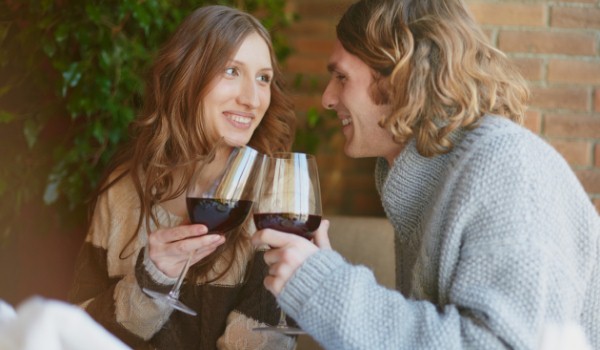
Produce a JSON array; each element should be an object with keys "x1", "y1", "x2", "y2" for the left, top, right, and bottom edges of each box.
[{"x1": 326, "y1": 63, "x2": 337, "y2": 73}]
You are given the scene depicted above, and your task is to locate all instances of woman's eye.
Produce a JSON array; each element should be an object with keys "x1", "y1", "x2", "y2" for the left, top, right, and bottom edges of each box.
[
  {"x1": 257, "y1": 74, "x2": 272, "y2": 84},
  {"x1": 225, "y1": 67, "x2": 239, "y2": 77}
]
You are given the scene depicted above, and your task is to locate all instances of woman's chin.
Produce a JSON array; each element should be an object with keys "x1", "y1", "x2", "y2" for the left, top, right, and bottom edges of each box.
[{"x1": 221, "y1": 135, "x2": 250, "y2": 148}]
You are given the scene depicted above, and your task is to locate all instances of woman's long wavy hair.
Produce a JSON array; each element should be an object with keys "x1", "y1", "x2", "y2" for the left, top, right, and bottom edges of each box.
[
  {"x1": 93, "y1": 5, "x2": 295, "y2": 280},
  {"x1": 337, "y1": 0, "x2": 529, "y2": 157}
]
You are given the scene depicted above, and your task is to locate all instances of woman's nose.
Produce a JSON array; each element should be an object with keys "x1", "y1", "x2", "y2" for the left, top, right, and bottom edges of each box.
[{"x1": 238, "y1": 79, "x2": 260, "y2": 109}]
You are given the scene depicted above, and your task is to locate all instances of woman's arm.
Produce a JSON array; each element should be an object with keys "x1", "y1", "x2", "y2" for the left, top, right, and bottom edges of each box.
[{"x1": 68, "y1": 178, "x2": 175, "y2": 347}]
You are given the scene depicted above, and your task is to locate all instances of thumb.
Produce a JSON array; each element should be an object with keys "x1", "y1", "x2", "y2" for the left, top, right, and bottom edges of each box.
[{"x1": 313, "y1": 219, "x2": 331, "y2": 249}]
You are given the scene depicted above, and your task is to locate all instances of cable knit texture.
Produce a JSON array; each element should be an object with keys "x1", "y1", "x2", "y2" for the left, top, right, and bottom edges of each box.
[
  {"x1": 278, "y1": 115, "x2": 600, "y2": 350},
  {"x1": 69, "y1": 172, "x2": 295, "y2": 350}
]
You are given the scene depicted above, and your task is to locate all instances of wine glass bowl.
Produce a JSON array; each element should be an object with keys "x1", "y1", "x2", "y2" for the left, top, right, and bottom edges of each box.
[
  {"x1": 186, "y1": 145, "x2": 265, "y2": 235},
  {"x1": 253, "y1": 152, "x2": 322, "y2": 334},
  {"x1": 143, "y1": 145, "x2": 265, "y2": 316},
  {"x1": 186, "y1": 198, "x2": 253, "y2": 234},
  {"x1": 253, "y1": 212, "x2": 321, "y2": 240}
]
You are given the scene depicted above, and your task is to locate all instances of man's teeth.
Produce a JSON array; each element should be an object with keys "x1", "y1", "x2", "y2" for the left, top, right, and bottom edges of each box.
[
  {"x1": 227, "y1": 114, "x2": 252, "y2": 125},
  {"x1": 342, "y1": 118, "x2": 352, "y2": 126}
]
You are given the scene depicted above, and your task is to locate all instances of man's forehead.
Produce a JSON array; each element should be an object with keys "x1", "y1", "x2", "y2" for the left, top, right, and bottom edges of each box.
[{"x1": 326, "y1": 40, "x2": 368, "y2": 73}]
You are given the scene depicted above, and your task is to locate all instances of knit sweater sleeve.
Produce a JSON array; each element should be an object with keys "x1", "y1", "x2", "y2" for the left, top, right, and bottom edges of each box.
[
  {"x1": 279, "y1": 249, "x2": 457, "y2": 349},
  {"x1": 277, "y1": 129, "x2": 599, "y2": 349}
]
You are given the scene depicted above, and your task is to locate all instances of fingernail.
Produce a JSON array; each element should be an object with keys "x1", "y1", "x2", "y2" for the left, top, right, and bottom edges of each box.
[{"x1": 210, "y1": 235, "x2": 224, "y2": 242}]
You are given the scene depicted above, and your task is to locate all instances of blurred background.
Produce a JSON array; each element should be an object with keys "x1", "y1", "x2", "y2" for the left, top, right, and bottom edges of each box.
[{"x1": 1, "y1": 0, "x2": 599, "y2": 308}]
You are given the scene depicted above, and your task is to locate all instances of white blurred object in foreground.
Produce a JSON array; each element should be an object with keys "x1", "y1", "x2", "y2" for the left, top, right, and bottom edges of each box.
[
  {"x1": 539, "y1": 322, "x2": 592, "y2": 350},
  {"x1": 0, "y1": 297, "x2": 130, "y2": 350}
]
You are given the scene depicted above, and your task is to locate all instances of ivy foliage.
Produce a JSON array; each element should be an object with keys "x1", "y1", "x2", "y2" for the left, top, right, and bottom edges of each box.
[{"x1": 0, "y1": 0, "x2": 293, "y2": 240}]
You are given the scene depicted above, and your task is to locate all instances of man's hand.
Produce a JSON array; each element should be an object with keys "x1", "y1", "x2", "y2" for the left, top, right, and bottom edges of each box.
[{"x1": 252, "y1": 220, "x2": 331, "y2": 296}]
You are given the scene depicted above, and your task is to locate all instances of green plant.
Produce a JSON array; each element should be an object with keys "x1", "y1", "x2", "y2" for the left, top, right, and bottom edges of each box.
[{"x1": 0, "y1": 0, "x2": 294, "y2": 242}]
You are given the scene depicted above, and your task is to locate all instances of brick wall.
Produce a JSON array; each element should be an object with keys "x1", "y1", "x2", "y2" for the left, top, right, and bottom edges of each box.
[{"x1": 284, "y1": 0, "x2": 600, "y2": 216}]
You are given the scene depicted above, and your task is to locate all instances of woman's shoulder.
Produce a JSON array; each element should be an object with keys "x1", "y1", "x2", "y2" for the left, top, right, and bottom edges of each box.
[{"x1": 96, "y1": 165, "x2": 139, "y2": 212}]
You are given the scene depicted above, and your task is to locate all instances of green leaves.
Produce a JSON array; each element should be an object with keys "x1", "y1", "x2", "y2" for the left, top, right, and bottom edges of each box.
[
  {"x1": 0, "y1": 110, "x2": 14, "y2": 123},
  {"x1": 0, "y1": 0, "x2": 293, "y2": 234}
]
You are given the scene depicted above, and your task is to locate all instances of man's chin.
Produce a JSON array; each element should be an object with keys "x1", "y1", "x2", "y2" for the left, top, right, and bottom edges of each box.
[{"x1": 344, "y1": 144, "x2": 361, "y2": 159}]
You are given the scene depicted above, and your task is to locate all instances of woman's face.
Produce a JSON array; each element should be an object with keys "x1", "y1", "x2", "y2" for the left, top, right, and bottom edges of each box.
[{"x1": 202, "y1": 32, "x2": 273, "y2": 147}]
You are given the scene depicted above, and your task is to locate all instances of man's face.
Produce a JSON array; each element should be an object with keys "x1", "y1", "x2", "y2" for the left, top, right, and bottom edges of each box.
[{"x1": 322, "y1": 40, "x2": 401, "y2": 163}]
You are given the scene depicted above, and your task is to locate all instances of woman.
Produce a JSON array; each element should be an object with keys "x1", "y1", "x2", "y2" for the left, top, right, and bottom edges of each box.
[{"x1": 69, "y1": 5, "x2": 296, "y2": 349}]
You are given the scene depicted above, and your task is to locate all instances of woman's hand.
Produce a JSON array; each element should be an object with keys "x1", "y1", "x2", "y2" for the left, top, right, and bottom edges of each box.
[
  {"x1": 252, "y1": 220, "x2": 331, "y2": 296},
  {"x1": 147, "y1": 224, "x2": 225, "y2": 278}
]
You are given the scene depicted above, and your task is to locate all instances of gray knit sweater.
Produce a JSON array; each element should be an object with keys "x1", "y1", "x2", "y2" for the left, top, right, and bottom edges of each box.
[{"x1": 278, "y1": 116, "x2": 600, "y2": 349}]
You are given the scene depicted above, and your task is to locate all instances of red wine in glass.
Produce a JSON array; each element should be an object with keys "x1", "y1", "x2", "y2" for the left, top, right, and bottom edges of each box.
[
  {"x1": 253, "y1": 213, "x2": 321, "y2": 239},
  {"x1": 143, "y1": 145, "x2": 265, "y2": 316},
  {"x1": 252, "y1": 152, "x2": 321, "y2": 335},
  {"x1": 187, "y1": 198, "x2": 253, "y2": 234}
]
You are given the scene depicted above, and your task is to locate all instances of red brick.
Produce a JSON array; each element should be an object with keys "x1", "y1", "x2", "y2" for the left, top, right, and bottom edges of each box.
[
  {"x1": 595, "y1": 143, "x2": 600, "y2": 167},
  {"x1": 291, "y1": 93, "x2": 324, "y2": 112},
  {"x1": 551, "y1": 7, "x2": 600, "y2": 29},
  {"x1": 594, "y1": 198, "x2": 600, "y2": 215},
  {"x1": 548, "y1": 60, "x2": 600, "y2": 85},
  {"x1": 524, "y1": 109, "x2": 542, "y2": 134},
  {"x1": 467, "y1": 2, "x2": 545, "y2": 27},
  {"x1": 559, "y1": 0, "x2": 597, "y2": 3},
  {"x1": 576, "y1": 170, "x2": 600, "y2": 194},
  {"x1": 595, "y1": 89, "x2": 600, "y2": 113},
  {"x1": 544, "y1": 114, "x2": 600, "y2": 138},
  {"x1": 511, "y1": 57, "x2": 544, "y2": 82},
  {"x1": 284, "y1": 72, "x2": 328, "y2": 95},
  {"x1": 285, "y1": 18, "x2": 337, "y2": 38},
  {"x1": 284, "y1": 55, "x2": 328, "y2": 75},
  {"x1": 289, "y1": 37, "x2": 336, "y2": 57},
  {"x1": 529, "y1": 86, "x2": 589, "y2": 112},
  {"x1": 499, "y1": 30, "x2": 595, "y2": 55},
  {"x1": 548, "y1": 139, "x2": 592, "y2": 167},
  {"x1": 294, "y1": 0, "x2": 352, "y2": 18}
]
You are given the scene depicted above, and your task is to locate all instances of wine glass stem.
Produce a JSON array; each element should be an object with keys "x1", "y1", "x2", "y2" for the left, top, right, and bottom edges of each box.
[
  {"x1": 277, "y1": 309, "x2": 288, "y2": 328},
  {"x1": 168, "y1": 253, "x2": 193, "y2": 300}
]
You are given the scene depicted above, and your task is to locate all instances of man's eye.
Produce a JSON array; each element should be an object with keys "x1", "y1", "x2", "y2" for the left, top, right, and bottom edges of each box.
[
  {"x1": 335, "y1": 73, "x2": 347, "y2": 82},
  {"x1": 225, "y1": 67, "x2": 239, "y2": 76}
]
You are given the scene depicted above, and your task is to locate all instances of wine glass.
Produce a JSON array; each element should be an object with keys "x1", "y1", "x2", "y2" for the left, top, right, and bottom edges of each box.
[
  {"x1": 253, "y1": 152, "x2": 322, "y2": 334},
  {"x1": 143, "y1": 145, "x2": 266, "y2": 316}
]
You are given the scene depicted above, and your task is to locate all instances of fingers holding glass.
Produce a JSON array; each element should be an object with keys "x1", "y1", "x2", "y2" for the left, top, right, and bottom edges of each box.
[
  {"x1": 253, "y1": 152, "x2": 321, "y2": 334},
  {"x1": 143, "y1": 146, "x2": 265, "y2": 316}
]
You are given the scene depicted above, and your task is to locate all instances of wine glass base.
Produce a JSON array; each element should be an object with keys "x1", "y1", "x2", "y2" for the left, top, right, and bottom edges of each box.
[
  {"x1": 142, "y1": 287, "x2": 197, "y2": 316},
  {"x1": 253, "y1": 326, "x2": 306, "y2": 335}
]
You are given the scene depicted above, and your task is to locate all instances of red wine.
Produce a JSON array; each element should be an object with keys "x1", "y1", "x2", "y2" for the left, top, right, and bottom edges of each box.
[
  {"x1": 253, "y1": 213, "x2": 322, "y2": 239},
  {"x1": 186, "y1": 198, "x2": 253, "y2": 234}
]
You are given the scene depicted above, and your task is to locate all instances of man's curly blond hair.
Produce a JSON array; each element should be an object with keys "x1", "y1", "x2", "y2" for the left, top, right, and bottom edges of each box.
[{"x1": 337, "y1": 0, "x2": 529, "y2": 157}]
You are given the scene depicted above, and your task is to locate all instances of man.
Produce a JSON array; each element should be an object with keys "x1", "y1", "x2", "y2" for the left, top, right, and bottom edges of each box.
[{"x1": 252, "y1": 0, "x2": 600, "y2": 349}]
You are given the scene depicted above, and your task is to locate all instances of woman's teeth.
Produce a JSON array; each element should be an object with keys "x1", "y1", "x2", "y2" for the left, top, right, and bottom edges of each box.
[
  {"x1": 341, "y1": 118, "x2": 352, "y2": 126},
  {"x1": 227, "y1": 114, "x2": 252, "y2": 125}
]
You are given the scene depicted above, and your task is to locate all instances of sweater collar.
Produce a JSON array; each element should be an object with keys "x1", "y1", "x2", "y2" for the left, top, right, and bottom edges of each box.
[{"x1": 375, "y1": 130, "x2": 464, "y2": 239}]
